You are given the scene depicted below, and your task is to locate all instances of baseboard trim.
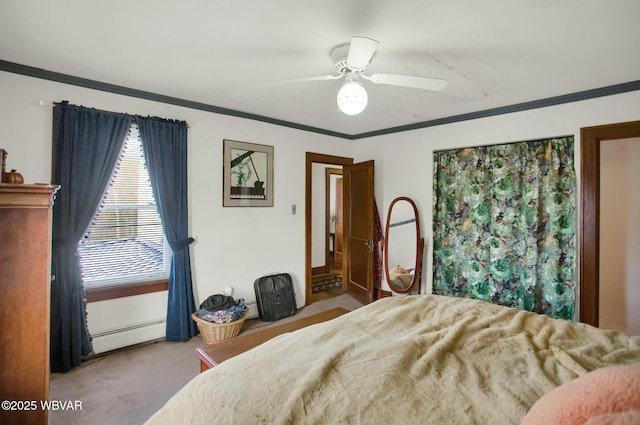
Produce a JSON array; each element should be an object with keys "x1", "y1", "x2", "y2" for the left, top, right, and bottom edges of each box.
[{"x1": 311, "y1": 265, "x2": 328, "y2": 276}]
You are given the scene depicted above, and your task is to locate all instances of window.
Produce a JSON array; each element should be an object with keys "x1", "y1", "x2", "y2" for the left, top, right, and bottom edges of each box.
[{"x1": 78, "y1": 124, "x2": 170, "y2": 288}]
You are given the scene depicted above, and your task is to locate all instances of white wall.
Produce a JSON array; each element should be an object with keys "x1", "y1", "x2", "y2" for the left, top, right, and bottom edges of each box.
[
  {"x1": 3, "y1": 69, "x2": 640, "y2": 348},
  {"x1": 599, "y1": 138, "x2": 640, "y2": 335},
  {"x1": 329, "y1": 173, "x2": 340, "y2": 224},
  {"x1": 310, "y1": 164, "x2": 344, "y2": 270},
  {"x1": 354, "y1": 90, "x2": 640, "y2": 302},
  {"x1": 0, "y1": 71, "x2": 352, "y2": 352},
  {"x1": 311, "y1": 163, "x2": 328, "y2": 269}
]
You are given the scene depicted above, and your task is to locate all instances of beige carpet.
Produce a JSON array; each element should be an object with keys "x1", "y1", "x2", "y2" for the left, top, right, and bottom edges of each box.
[{"x1": 49, "y1": 294, "x2": 364, "y2": 425}]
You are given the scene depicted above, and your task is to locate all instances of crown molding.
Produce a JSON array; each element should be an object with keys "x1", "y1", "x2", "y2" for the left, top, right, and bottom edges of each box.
[{"x1": 2, "y1": 59, "x2": 639, "y2": 140}]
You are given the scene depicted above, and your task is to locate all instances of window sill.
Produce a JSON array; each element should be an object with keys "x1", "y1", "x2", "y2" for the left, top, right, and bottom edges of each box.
[{"x1": 85, "y1": 279, "x2": 168, "y2": 303}]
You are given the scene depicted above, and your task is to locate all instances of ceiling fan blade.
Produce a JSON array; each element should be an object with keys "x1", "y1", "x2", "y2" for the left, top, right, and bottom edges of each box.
[
  {"x1": 346, "y1": 36, "x2": 379, "y2": 71},
  {"x1": 260, "y1": 74, "x2": 342, "y2": 86},
  {"x1": 368, "y1": 73, "x2": 447, "y2": 91}
]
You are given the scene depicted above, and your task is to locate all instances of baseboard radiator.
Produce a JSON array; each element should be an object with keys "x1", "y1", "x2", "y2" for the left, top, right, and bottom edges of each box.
[
  {"x1": 90, "y1": 318, "x2": 166, "y2": 354},
  {"x1": 246, "y1": 300, "x2": 259, "y2": 319},
  {"x1": 91, "y1": 301, "x2": 260, "y2": 353}
]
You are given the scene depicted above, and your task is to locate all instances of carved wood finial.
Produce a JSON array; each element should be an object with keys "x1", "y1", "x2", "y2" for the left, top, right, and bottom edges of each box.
[{"x1": 1, "y1": 149, "x2": 7, "y2": 183}]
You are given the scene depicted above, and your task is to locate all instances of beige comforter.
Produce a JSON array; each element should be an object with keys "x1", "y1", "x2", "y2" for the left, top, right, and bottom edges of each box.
[{"x1": 146, "y1": 295, "x2": 640, "y2": 424}]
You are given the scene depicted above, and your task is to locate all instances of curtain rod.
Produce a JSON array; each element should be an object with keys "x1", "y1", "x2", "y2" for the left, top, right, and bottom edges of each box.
[
  {"x1": 39, "y1": 101, "x2": 190, "y2": 127},
  {"x1": 432, "y1": 134, "x2": 574, "y2": 153}
]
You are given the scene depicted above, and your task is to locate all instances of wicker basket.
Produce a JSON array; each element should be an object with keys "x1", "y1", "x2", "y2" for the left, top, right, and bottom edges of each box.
[{"x1": 191, "y1": 310, "x2": 249, "y2": 344}]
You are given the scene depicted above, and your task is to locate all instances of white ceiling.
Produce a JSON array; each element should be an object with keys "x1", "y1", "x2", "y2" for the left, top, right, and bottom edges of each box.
[{"x1": 1, "y1": 0, "x2": 639, "y2": 138}]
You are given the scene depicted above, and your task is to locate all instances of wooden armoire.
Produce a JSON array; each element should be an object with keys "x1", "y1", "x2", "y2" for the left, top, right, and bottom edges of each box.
[{"x1": 0, "y1": 183, "x2": 59, "y2": 425}]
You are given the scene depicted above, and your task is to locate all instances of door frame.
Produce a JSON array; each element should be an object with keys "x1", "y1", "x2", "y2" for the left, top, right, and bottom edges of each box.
[
  {"x1": 580, "y1": 120, "x2": 640, "y2": 326},
  {"x1": 305, "y1": 153, "x2": 353, "y2": 305}
]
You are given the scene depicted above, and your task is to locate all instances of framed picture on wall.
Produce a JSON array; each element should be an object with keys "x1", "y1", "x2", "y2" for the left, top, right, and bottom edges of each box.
[{"x1": 223, "y1": 139, "x2": 274, "y2": 207}]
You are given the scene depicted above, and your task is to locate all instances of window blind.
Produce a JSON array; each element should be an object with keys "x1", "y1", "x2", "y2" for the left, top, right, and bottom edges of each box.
[{"x1": 78, "y1": 124, "x2": 169, "y2": 288}]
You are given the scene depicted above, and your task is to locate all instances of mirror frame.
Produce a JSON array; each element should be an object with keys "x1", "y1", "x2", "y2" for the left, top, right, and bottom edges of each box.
[{"x1": 383, "y1": 196, "x2": 424, "y2": 294}]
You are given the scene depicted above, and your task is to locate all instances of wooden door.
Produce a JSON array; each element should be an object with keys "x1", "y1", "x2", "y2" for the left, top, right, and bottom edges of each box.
[
  {"x1": 344, "y1": 160, "x2": 375, "y2": 305},
  {"x1": 334, "y1": 177, "x2": 344, "y2": 265}
]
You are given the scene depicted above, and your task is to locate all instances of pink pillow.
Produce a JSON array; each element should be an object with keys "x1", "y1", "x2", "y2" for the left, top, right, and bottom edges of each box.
[
  {"x1": 585, "y1": 408, "x2": 640, "y2": 425},
  {"x1": 522, "y1": 365, "x2": 640, "y2": 425}
]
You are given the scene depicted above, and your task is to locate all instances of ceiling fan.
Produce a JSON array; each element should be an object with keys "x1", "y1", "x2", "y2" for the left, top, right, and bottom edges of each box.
[{"x1": 284, "y1": 36, "x2": 447, "y2": 115}]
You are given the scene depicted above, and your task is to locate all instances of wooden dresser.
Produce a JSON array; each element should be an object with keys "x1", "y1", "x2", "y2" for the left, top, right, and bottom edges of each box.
[{"x1": 0, "y1": 184, "x2": 59, "y2": 425}]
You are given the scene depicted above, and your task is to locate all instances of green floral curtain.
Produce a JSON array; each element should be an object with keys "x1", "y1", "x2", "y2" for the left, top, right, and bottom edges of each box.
[{"x1": 432, "y1": 137, "x2": 576, "y2": 320}]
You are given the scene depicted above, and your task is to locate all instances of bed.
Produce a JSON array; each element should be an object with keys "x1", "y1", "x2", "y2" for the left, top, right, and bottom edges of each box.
[{"x1": 146, "y1": 294, "x2": 640, "y2": 424}]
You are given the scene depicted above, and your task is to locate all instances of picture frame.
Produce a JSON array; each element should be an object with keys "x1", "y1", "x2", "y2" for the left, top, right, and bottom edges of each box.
[{"x1": 223, "y1": 139, "x2": 274, "y2": 207}]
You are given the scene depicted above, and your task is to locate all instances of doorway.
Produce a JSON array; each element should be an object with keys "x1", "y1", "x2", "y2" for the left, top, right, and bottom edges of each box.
[
  {"x1": 599, "y1": 137, "x2": 640, "y2": 334},
  {"x1": 579, "y1": 120, "x2": 640, "y2": 327},
  {"x1": 305, "y1": 153, "x2": 353, "y2": 305},
  {"x1": 309, "y1": 166, "x2": 344, "y2": 303}
]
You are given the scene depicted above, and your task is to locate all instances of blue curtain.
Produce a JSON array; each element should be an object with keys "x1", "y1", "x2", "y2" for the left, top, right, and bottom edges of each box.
[
  {"x1": 137, "y1": 116, "x2": 197, "y2": 341},
  {"x1": 51, "y1": 102, "x2": 132, "y2": 372}
]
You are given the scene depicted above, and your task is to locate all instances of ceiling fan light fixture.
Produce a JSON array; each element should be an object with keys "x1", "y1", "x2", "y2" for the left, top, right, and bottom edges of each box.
[{"x1": 337, "y1": 80, "x2": 368, "y2": 115}]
